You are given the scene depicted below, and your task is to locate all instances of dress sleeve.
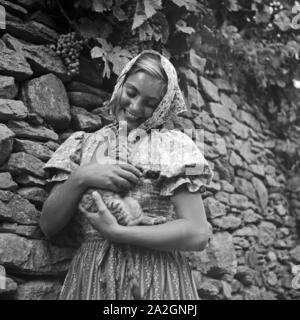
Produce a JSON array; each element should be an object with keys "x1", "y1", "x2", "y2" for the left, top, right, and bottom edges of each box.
[
  {"x1": 157, "y1": 130, "x2": 214, "y2": 196},
  {"x1": 43, "y1": 131, "x2": 85, "y2": 187}
]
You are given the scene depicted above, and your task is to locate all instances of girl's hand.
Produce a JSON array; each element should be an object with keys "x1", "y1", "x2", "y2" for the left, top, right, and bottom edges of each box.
[
  {"x1": 80, "y1": 191, "x2": 121, "y2": 240},
  {"x1": 76, "y1": 161, "x2": 142, "y2": 193}
]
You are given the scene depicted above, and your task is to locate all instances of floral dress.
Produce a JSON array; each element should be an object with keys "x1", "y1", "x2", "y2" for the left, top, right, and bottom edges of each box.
[{"x1": 44, "y1": 124, "x2": 213, "y2": 300}]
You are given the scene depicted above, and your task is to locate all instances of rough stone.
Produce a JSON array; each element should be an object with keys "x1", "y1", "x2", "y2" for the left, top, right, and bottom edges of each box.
[
  {"x1": 0, "y1": 233, "x2": 75, "y2": 275},
  {"x1": 0, "y1": 0, "x2": 28, "y2": 19},
  {"x1": 274, "y1": 204, "x2": 287, "y2": 216},
  {"x1": 234, "y1": 177, "x2": 257, "y2": 202},
  {"x1": 212, "y1": 215, "x2": 242, "y2": 230},
  {"x1": 290, "y1": 246, "x2": 300, "y2": 263},
  {"x1": 229, "y1": 194, "x2": 250, "y2": 209},
  {"x1": 248, "y1": 164, "x2": 265, "y2": 177},
  {"x1": 199, "y1": 76, "x2": 220, "y2": 102},
  {"x1": 242, "y1": 210, "x2": 261, "y2": 224},
  {"x1": 204, "y1": 198, "x2": 227, "y2": 219},
  {"x1": 44, "y1": 140, "x2": 60, "y2": 152},
  {"x1": 220, "y1": 180, "x2": 235, "y2": 193},
  {"x1": 0, "y1": 222, "x2": 43, "y2": 239},
  {"x1": 0, "y1": 124, "x2": 15, "y2": 166},
  {"x1": 231, "y1": 119, "x2": 249, "y2": 139},
  {"x1": 220, "y1": 93, "x2": 238, "y2": 114},
  {"x1": 0, "y1": 172, "x2": 18, "y2": 191},
  {"x1": 197, "y1": 278, "x2": 220, "y2": 299},
  {"x1": 21, "y1": 74, "x2": 71, "y2": 131},
  {"x1": 252, "y1": 177, "x2": 268, "y2": 211},
  {"x1": 215, "y1": 191, "x2": 230, "y2": 204},
  {"x1": 0, "y1": 190, "x2": 14, "y2": 202},
  {"x1": 71, "y1": 106, "x2": 102, "y2": 132},
  {"x1": 13, "y1": 139, "x2": 53, "y2": 161},
  {"x1": 233, "y1": 225, "x2": 258, "y2": 238},
  {"x1": 5, "y1": 19, "x2": 58, "y2": 44},
  {"x1": 67, "y1": 81, "x2": 111, "y2": 100},
  {"x1": 12, "y1": 0, "x2": 39, "y2": 8},
  {"x1": 0, "y1": 44, "x2": 33, "y2": 81},
  {"x1": 193, "y1": 111, "x2": 216, "y2": 132},
  {"x1": 0, "y1": 99, "x2": 29, "y2": 121},
  {"x1": 213, "y1": 136, "x2": 227, "y2": 156},
  {"x1": 202, "y1": 144, "x2": 222, "y2": 160},
  {"x1": 229, "y1": 151, "x2": 244, "y2": 168},
  {"x1": 17, "y1": 187, "x2": 48, "y2": 206},
  {"x1": 187, "y1": 85, "x2": 205, "y2": 110},
  {"x1": 235, "y1": 140, "x2": 256, "y2": 164},
  {"x1": 15, "y1": 175, "x2": 45, "y2": 188},
  {"x1": 7, "y1": 120, "x2": 58, "y2": 142},
  {"x1": 214, "y1": 79, "x2": 236, "y2": 93},
  {"x1": 236, "y1": 110, "x2": 262, "y2": 132},
  {"x1": 208, "y1": 102, "x2": 233, "y2": 123},
  {"x1": 193, "y1": 232, "x2": 237, "y2": 277},
  {"x1": 179, "y1": 67, "x2": 198, "y2": 87},
  {"x1": 5, "y1": 152, "x2": 45, "y2": 178},
  {"x1": 233, "y1": 237, "x2": 250, "y2": 249},
  {"x1": 0, "y1": 267, "x2": 18, "y2": 296},
  {"x1": 0, "y1": 76, "x2": 18, "y2": 99},
  {"x1": 258, "y1": 222, "x2": 277, "y2": 247},
  {"x1": 0, "y1": 193, "x2": 39, "y2": 225},
  {"x1": 15, "y1": 280, "x2": 62, "y2": 300},
  {"x1": 68, "y1": 92, "x2": 104, "y2": 111},
  {"x1": 2, "y1": 34, "x2": 69, "y2": 82},
  {"x1": 235, "y1": 266, "x2": 255, "y2": 286}
]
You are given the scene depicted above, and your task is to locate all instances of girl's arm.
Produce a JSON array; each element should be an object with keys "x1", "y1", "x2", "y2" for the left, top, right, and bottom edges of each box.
[
  {"x1": 40, "y1": 163, "x2": 142, "y2": 238},
  {"x1": 86, "y1": 185, "x2": 211, "y2": 252}
]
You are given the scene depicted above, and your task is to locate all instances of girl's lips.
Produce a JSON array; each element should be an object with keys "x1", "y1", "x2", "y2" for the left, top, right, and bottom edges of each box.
[{"x1": 125, "y1": 109, "x2": 140, "y2": 121}]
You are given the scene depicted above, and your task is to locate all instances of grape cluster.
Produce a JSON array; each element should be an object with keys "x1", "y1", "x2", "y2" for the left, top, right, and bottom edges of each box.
[
  {"x1": 120, "y1": 36, "x2": 141, "y2": 57},
  {"x1": 269, "y1": 1, "x2": 284, "y2": 14},
  {"x1": 48, "y1": 32, "x2": 86, "y2": 76}
]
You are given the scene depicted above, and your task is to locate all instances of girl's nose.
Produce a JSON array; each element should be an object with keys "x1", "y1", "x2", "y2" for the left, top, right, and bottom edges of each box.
[{"x1": 130, "y1": 97, "x2": 142, "y2": 112}]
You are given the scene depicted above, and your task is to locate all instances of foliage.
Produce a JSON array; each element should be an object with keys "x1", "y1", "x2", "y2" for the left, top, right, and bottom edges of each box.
[{"x1": 48, "y1": 0, "x2": 300, "y2": 145}]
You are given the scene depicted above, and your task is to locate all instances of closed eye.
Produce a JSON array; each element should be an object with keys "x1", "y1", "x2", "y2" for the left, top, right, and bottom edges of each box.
[{"x1": 126, "y1": 88, "x2": 136, "y2": 98}]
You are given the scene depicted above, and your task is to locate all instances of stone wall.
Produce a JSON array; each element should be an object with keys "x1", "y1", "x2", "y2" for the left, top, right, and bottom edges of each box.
[{"x1": 0, "y1": 1, "x2": 299, "y2": 300}]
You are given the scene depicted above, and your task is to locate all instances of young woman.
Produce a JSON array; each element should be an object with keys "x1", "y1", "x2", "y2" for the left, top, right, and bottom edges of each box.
[{"x1": 40, "y1": 50, "x2": 213, "y2": 300}]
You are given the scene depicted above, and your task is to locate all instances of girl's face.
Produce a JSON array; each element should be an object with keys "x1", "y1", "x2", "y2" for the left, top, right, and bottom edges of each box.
[{"x1": 117, "y1": 71, "x2": 166, "y2": 131}]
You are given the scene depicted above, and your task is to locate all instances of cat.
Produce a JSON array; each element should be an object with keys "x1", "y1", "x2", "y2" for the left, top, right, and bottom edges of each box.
[{"x1": 78, "y1": 139, "x2": 167, "y2": 299}]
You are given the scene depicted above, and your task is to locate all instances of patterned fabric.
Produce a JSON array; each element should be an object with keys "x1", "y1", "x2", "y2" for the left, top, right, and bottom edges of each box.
[
  {"x1": 43, "y1": 50, "x2": 214, "y2": 300},
  {"x1": 110, "y1": 50, "x2": 188, "y2": 140}
]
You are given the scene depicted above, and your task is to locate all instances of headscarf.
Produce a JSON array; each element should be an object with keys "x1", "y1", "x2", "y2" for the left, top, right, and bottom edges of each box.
[{"x1": 109, "y1": 50, "x2": 188, "y2": 135}]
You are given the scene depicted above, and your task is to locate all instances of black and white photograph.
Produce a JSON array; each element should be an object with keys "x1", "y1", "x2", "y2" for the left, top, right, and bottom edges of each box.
[{"x1": 0, "y1": 0, "x2": 300, "y2": 304}]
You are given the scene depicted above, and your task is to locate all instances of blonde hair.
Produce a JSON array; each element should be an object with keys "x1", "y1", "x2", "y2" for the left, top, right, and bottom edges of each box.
[{"x1": 109, "y1": 52, "x2": 168, "y2": 119}]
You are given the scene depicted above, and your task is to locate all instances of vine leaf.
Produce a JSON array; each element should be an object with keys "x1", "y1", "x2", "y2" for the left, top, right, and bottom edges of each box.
[
  {"x1": 138, "y1": 21, "x2": 154, "y2": 41},
  {"x1": 152, "y1": 12, "x2": 169, "y2": 43},
  {"x1": 109, "y1": 47, "x2": 133, "y2": 75},
  {"x1": 132, "y1": 0, "x2": 162, "y2": 30},
  {"x1": 169, "y1": 0, "x2": 200, "y2": 11},
  {"x1": 113, "y1": 7, "x2": 128, "y2": 21},
  {"x1": 254, "y1": 5, "x2": 271, "y2": 24},
  {"x1": 145, "y1": 0, "x2": 162, "y2": 18},
  {"x1": 176, "y1": 20, "x2": 195, "y2": 34},
  {"x1": 91, "y1": 38, "x2": 132, "y2": 78},
  {"x1": 273, "y1": 10, "x2": 291, "y2": 31}
]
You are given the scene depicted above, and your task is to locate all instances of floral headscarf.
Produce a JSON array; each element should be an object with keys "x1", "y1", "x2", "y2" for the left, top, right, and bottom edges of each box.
[{"x1": 109, "y1": 50, "x2": 188, "y2": 134}]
